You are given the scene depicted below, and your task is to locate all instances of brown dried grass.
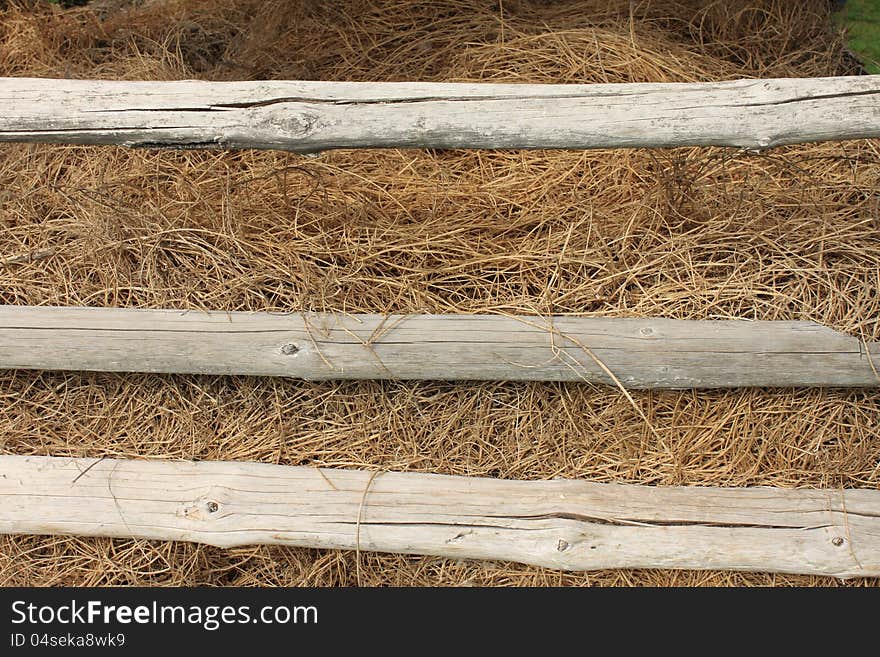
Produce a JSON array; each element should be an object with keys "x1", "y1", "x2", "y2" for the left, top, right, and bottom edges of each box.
[{"x1": 0, "y1": 0, "x2": 878, "y2": 586}]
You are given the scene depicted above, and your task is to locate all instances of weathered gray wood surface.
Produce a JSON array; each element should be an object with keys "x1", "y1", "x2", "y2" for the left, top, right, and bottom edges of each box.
[
  {"x1": 1, "y1": 455, "x2": 876, "y2": 577},
  {"x1": 0, "y1": 305, "x2": 877, "y2": 387},
  {"x1": 1, "y1": 76, "x2": 878, "y2": 152}
]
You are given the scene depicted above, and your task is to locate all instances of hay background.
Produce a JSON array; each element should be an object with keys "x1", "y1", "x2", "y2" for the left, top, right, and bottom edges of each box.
[{"x1": 0, "y1": 0, "x2": 878, "y2": 586}]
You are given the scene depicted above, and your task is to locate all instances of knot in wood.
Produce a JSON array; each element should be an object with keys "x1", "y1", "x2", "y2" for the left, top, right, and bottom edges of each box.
[{"x1": 179, "y1": 495, "x2": 223, "y2": 521}]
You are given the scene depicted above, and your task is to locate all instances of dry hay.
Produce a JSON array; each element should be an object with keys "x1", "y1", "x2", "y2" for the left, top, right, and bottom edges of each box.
[{"x1": 0, "y1": 0, "x2": 878, "y2": 586}]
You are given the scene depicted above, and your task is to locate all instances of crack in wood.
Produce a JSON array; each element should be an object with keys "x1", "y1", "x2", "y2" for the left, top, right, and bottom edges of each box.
[
  {"x1": 486, "y1": 511, "x2": 836, "y2": 530},
  {"x1": 344, "y1": 517, "x2": 833, "y2": 530},
  {"x1": 738, "y1": 88, "x2": 880, "y2": 107},
  {"x1": 69, "y1": 87, "x2": 880, "y2": 112}
]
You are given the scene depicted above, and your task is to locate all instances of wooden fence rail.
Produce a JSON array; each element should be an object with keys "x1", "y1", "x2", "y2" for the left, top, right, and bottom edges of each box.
[
  {"x1": 1, "y1": 75, "x2": 878, "y2": 152},
  {"x1": 1, "y1": 455, "x2": 876, "y2": 578},
  {"x1": 0, "y1": 306, "x2": 876, "y2": 387}
]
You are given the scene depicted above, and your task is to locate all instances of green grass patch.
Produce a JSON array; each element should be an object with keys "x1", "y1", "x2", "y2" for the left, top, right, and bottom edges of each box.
[{"x1": 835, "y1": 0, "x2": 880, "y2": 73}]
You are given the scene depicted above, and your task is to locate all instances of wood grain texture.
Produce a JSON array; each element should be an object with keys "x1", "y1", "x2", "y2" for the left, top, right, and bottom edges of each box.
[
  {"x1": 0, "y1": 305, "x2": 877, "y2": 387},
  {"x1": 1, "y1": 455, "x2": 877, "y2": 577},
  {"x1": 1, "y1": 75, "x2": 878, "y2": 152}
]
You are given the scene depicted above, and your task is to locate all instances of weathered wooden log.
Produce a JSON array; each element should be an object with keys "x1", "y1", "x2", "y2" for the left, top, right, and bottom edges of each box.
[
  {"x1": 0, "y1": 305, "x2": 876, "y2": 387},
  {"x1": 0, "y1": 455, "x2": 876, "y2": 578},
  {"x1": 0, "y1": 76, "x2": 878, "y2": 152}
]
